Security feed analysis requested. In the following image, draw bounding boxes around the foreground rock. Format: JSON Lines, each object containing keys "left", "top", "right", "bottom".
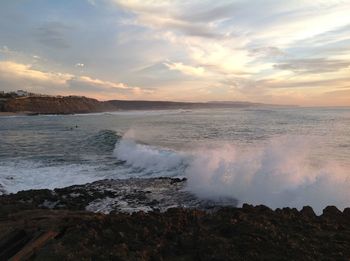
{"left": 1, "top": 178, "right": 350, "bottom": 260}
{"left": 1, "top": 206, "right": 350, "bottom": 260}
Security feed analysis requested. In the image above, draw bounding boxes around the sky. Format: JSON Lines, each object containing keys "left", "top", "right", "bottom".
{"left": 0, "top": 0, "right": 350, "bottom": 106}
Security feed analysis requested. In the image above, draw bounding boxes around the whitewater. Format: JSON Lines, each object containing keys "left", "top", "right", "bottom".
{"left": 1, "top": 107, "right": 350, "bottom": 213}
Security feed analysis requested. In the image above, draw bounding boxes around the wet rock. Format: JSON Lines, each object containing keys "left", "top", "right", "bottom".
{"left": 170, "top": 177, "right": 187, "bottom": 184}
{"left": 0, "top": 178, "right": 238, "bottom": 215}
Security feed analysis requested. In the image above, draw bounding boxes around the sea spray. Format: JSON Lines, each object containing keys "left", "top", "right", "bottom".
{"left": 185, "top": 136, "right": 350, "bottom": 214}
{"left": 114, "top": 134, "right": 350, "bottom": 214}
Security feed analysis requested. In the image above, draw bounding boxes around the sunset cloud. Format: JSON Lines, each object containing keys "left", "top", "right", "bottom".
{"left": 0, "top": 0, "right": 349, "bottom": 105}
{"left": 164, "top": 62, "right": 205, "bottom": 77}
{"left": 0, "top": 61, "right": 73, "bottom": 85}
{"left": 0, "top": 60, "right": 148, "bottom": 100}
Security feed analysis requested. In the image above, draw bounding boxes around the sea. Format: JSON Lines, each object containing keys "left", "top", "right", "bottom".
{"left": 1, "top": 107, "right": 350, "bottom": 212}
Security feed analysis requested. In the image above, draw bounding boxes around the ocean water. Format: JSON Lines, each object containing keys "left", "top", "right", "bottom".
{"left": 1, "top": 107, "right": 350, "bottom": 212}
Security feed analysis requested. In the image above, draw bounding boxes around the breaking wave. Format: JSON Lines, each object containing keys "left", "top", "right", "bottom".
{"left": 114, "top": 138, "right": 188, "bottom": 177}
{"left": 114, "top": 134, "right": 350, "bottom": 214}
{"left": 2, "top": 127, "right": 349, "bottom": 214}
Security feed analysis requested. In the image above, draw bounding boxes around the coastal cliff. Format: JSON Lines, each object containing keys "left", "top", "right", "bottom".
{"left": 2, "top": 96, "right": 114, "bottom": 114}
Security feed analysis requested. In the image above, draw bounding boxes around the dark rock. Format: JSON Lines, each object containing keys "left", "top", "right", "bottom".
{"left": 300, "top": 206, "right": 316, "bottom": 218}
{"left": 255, "top": 204, "right": 272, "bottom": 213}
{"left": 343, "top": 208, "right": 350, "bottom": 217}
{"left": 0, "top": 206, "right": 349, "bottom": 260}
{"left": 242, "top": 203, "right": 254, "bottom": 210}
{"left": 170, "top": 177, "right": 187, "bottom": 184}
{"left": 0, "top": 178, "right": 237, "bottom": 215}
{"left": 281, "top": 207, "right": 299, "bottom": 218}
{"left": 1, "top": 180, "right": 350, "bottom": 260}
{"left": 322, "top": 206, "right": 342, "bottom": 218}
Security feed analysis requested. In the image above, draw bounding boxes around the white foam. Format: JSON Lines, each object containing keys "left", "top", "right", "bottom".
{"left": 186, "top": 136, "right": 350, "bottom": 214}
{"left": 0, "top": 161, "right": 105, "bottom": 194}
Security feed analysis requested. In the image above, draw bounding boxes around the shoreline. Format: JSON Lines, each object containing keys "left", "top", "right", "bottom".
{"left": 0, "top": 112, "right": 29, "bottom": 116}
{"left": 0, "top": 177, "right": 347, "bottom": 216}
{"left": 0, "top": 111, "right": 43, "bottom": 116}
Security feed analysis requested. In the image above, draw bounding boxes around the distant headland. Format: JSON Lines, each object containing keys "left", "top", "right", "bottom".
{"left": 0, "top": 90, "right": 291, "bottom": 115}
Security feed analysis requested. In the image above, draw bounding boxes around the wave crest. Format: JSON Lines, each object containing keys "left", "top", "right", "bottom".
{"left": 114, "top": 138, "right": 188, "bottom": 176}
{"left": 114, "top": 134, "right": 350, "bottom": 214}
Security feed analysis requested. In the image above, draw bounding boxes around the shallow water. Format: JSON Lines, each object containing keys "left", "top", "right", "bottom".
{"left": 1, "top": 107, "right": 350, "bottom": 212}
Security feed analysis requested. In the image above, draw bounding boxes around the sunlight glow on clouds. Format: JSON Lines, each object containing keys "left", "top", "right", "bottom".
{"left": 0, "top": 60, "right": 148, "bottom": 100}
{"left": 0, "top": 61, "right": 73, "bottom": 85}
{"left": 0, "top": 0, "right": 349, "bottom": 105}
{"left": 164, "top": 62, "right": 205, "bottom": 77}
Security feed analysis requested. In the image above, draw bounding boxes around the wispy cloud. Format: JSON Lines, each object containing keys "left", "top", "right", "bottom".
{"left": 164, "top": 62, "right": 205, "bottom": 76}
{"left": 274, "top": 58, "right": 350, "bottom": 74}
{"left": 36, "top": 22, "right": 71, "bottom": 49}
{"left": 0, "top": 61, "right": 73, "bottom": 85}
{"left": 0, "top": 60, "right": 151, "bottom": 100}
{"left": 0, "top": 0, "right": 349, "bottom": 105}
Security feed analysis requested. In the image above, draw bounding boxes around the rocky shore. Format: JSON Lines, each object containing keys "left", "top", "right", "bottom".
{"left": 0, "top": 178, "right": 237, "bottom": 215}
{"left": 1, "top": 178, "right": 350, "bottom": 260}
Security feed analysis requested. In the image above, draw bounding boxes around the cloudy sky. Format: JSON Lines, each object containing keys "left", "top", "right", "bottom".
{"left": 0, "top": 0, "right": 350, "bottom": 105}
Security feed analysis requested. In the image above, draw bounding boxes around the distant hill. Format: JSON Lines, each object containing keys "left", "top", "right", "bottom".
{"left": 105, "top": 100, "right": 264, "bottom": 110}
{"left": 0, "top": 92, "right": 285, "bottom": 115}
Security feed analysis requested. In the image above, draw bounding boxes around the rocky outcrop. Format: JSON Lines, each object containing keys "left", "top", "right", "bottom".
{"left": 2, "top": 96, "right": 115, "bottom": 114}
{"left": 1, "top": 206, "right": 350, "bottom": 260}
{"left": 1, "top": 179, "right": 350, "bottom": 260}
